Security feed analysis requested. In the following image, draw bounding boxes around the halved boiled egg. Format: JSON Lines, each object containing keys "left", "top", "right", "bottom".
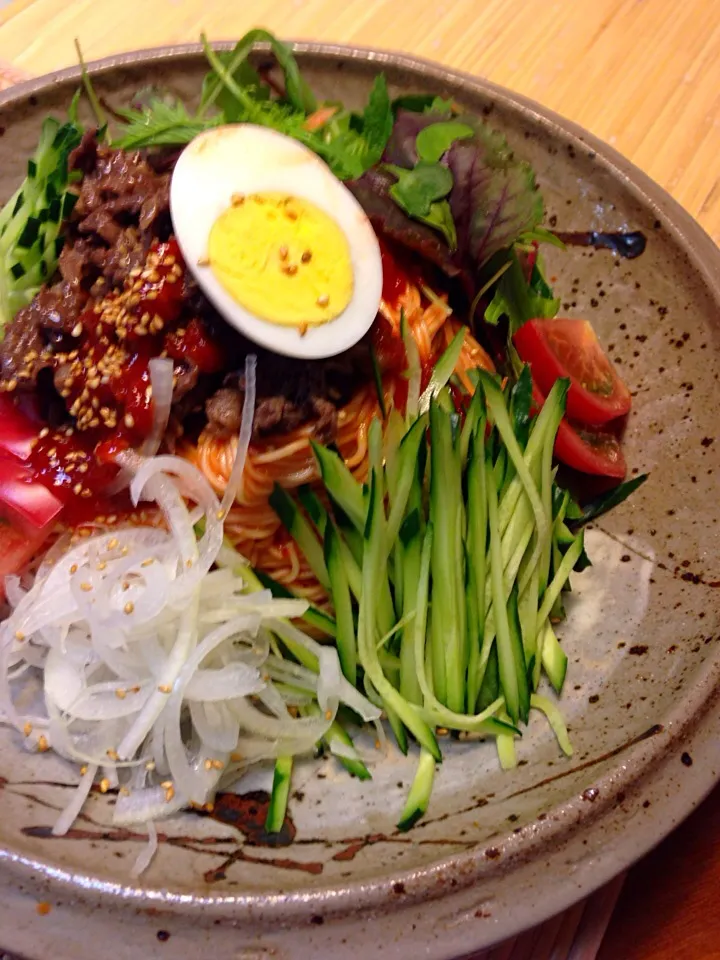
{"left": 169, "top": 125, "right": 382, "bottom": 359}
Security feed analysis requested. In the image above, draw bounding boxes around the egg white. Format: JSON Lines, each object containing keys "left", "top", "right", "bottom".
{"left": 169, "top": 124, "right": 382, "bottom": 360}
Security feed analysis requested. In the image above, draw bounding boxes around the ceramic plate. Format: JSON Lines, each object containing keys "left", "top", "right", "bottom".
{"left": 0, "top": 42, "right": 719, "bottom": 960}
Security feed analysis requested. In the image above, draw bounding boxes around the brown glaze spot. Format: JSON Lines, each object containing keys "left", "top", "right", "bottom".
{"left": 484, "top": 847, "right": 501, "bottom": 860}
{"left": 629, "top": 645, "right": 649, "bottom": 656}
{"left": 582, "top": 787, "right": 600, "bottom": 802}
{"left": 393, "top": 881, "right": 406, "bottom": 894}
{"left": 205, "top": 791, "right": 295, "bottom": 847}
{"left": 681, "top": 752, "right": 693, "bottom": 767}
{"left": 156, "top": 930, "right": 170, "bottom": 942}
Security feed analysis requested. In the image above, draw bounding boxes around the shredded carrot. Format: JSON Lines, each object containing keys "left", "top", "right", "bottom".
{"left": 303, "top": 105, "right": 339, "bottom": 132}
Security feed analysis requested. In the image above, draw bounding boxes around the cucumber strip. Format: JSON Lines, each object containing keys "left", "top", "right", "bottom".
{"left": 399, "top": 501, "right": 423, "bottom": 704}
{"left": 418, "top": 327, "right": 466, "bottom": 413}
{"left": 518, "top": 554, "right": 539, "bottom": 678}
{"left": 414, "top": 525, "right": 505, "bottom": 733}
{"left": 477, "top": 641, "right": 499, "bottom": 711}
{"left": 477, "top": 370, "right": 551, "bottom": 596}
{"left": 397, "top": 748, "right": 436, "bottom": 831}
{"left": 297, "top": 485, "right": 329, "bottom": 535}
{"left": 386, "top": 703, "right": 409, "bottom": 754}
{"left": 507, "top": 584, "right": 530, "bottom": 724}
{"left": 337, "top": 518, "right": 364, "bottom": 567}
{"left": 465, "top": 426, "right": 488, "bottom": 712}
{"left": 264, "top": 755, "right": 293, "bottom": 833}
{"left": 304, "top": 703, "right": 372, "bottom": 779}
{"left": 250, "top": 568, "right": 337, "bottom": 639}
{"left": 496, "top": 379, "right": 567, "bottom": 539}
{"left": 539, "top": 620, "right": 568, "bottom": 694}
{"left": 486, "top": 454, "right": 522, "bottom": 725}
{"left": 496, "top": 724, "right": 518, "bottom": 770}
{"left": 324, "top": 522, "right": 357, "bottom": 685}
{"left": 400, "top": 308, "right": 421, "bottom": 420}
{"left": 429, "top": 399, "right": 465, "bottom": 712}
{"left": 530, "top": 693, "right": 573, "bottom": 757}
{"left": 386, "top": 416, "right": 427, "bottom": 548}
{"left": 358, "top": 471, "right": 441, "bottom": 761}
{"left": 322, "top": 722, "right": 372, "bottom": 780}
{"left": 269, "top": 484, "right": 330, "bottom": 589}
{"left": 383, "top": 407, "right": 407, "bottom": 500}
{"left": 460, "top": 387, "right": 486, "bottom": 468}
{"left": 536, "top": 531, "right": 584, "bottom": 627}
{"left": 310, "top": 441, "right": 366, "bottom": 532}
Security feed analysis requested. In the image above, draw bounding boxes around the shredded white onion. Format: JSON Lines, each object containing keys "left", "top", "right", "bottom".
{"left": 142, "top": 358, "right": 174, "bottom": 458}
{"left": 220, "top": 354, "right": 256, "bottom": 516}
{"left": 0, "top": 439, "right": 378, "bottom": 876}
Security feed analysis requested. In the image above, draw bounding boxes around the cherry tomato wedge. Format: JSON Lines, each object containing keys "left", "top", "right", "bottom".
{"left": 0, "top": 455, "right": 65, "bottom": 535}
{"left": 531, "top": 382, "right": 627, "bottom": 479}
{"left": 0, "top": 395, "right": 41, "bottom": 461}
{"left": 514, "top": 318, "right": 631, "bottom": 426}
{"left": 0, "top": 520, "right": 50, "bottom": 601}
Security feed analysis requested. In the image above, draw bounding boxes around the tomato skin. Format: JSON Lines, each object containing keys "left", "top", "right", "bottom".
{"left": 530, "top": 382, "right": 627, "bottom": 479}
{"left": 0, "top": 521, "right": 50, "bottom": 601}
{"left": 0, "top": 455, "right": 65, "bottom": 535}
{"left": 514, "top": 318, "right": 631, "bottom": 426}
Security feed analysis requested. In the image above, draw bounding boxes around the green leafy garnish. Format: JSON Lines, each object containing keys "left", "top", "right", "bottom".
{"left": 384, "top": 161, "right": 456, "bottom": 248}
{"left": 114, "top": 97, "right": 223, "bottom": 149}
{"left": 415, "top": 121, "right": 473, "bottom": 163}
{"left": 485, "top": 250, "right": 559, "bottom": 332}
{"left": 565, "top": 474, "right": 649, "bottom": 531}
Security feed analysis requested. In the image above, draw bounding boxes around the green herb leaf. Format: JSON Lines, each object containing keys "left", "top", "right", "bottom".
{"left": 200, "top": 28, "right": 316, "bottom": 116}
{"left": 565, "top": 474, "right": 649, "bottom": 531}
{"left": 386, "top": 161, "right": 454, "bottom": 217}
{"left": 415, "top": 121, "right": 474, "bottom": 163}
{"left": 484, "top": 251, "right": 559, "bottom": 333}
{"left": 113, "top": 98, "right": 223, "bottom": 149}
{"left": 358, "top": 74, "right": 393, "bottom": 165}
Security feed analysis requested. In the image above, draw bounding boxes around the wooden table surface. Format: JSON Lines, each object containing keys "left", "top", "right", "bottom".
{"left": 1, "top": 1, "right": 719, "bottom": 957}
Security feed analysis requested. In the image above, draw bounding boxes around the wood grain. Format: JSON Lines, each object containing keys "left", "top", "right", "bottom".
{"left": 1, "top": 3, "right": 719, "bottom": 959}
{"left": 1, "top": 0, "right": 720, "bottom": 244}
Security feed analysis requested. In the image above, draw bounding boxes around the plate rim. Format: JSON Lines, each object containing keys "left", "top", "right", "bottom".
{"left": 1, "top": 38, "right": 720, "bottom": 951}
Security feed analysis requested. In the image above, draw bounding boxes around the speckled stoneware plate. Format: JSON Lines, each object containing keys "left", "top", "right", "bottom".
{"left": 0, "top": 42, "right": 719, "bottom": 960}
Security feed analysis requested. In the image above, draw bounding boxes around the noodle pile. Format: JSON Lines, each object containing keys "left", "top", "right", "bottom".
{"left": 185, "top": 275, "right": 495, "bottom": 600}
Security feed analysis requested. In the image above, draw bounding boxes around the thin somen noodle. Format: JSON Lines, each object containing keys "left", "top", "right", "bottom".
{"left": 184, "top": 276, "right": 494, "bottom": 599}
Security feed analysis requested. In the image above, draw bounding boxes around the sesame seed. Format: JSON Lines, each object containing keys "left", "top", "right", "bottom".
{"left": 164, "top": 785, "right": 175, "bottom": 803}
{"left": 99, "top": 778, "right": 110, "bottom": 793}
{"left": 278, "top": 245, "right": 289, "bottom": 261}
{"left": 73, "top": 483, "right": 82, "bottom": 495}
{"left": 204, "top": 759, "right": 213, "bottom": 771}
{"left": 14, "top": 630, "right": 25, "bottom": 641}
{"left": 124, "top": 601, "right": 135, "bottom": 615}
{"left": 145, "top": 760, "right": 156, "bottom": 771}
{"left": 119, "top": 786, "right": 130, "bottom": 796}
{"left": 106, "top": 748, "right": 119, "bottom": 761}
{"left": 197, "top": 257, "right": 210, "bottom": 267}
{"left": 211, "top": 759, "right": 224, "bottom": 770}
{"left": 140, "top": 558, "right": 154, "bottom": 567}
{"left": 39, "top": 427, "right": 49, "bottom": 439}
{"left": 6, "top": 378, "right": 17, "bottom": 391}
{"left": 69, "top": 563, "right": 78, "bottom": 574}
{"left": 158, "top": 684, "right": 172, "bottom": 694}
{"left": 78, "top": 463, "right": 88, "bottom": 473}
{"left": 283, "top": 264, "right": 298, "bottom": 276}
{"left": 23, "top": 722, "right": 32, "bottom": 736}
{"left": 115, "top": 688, "right": 126, "bottom": 700}
{"left": 80, "top": 582, "right": 92, "bottom": 592}
{"left": 231, "top": 193, "right": 245, "bottom": 206}
{"left": 96, "top": 561, "right": 107, "bottom": 571}
{"left": 108, "top": 538, "right": 119, "bottom": 549}
{"left": 37, "top": 735, "right": 49, "bottom": 752}
{"left": 71, "top": 322, "right": 83, "bottom": 337}
{"left": 160, "top": 780, "right": 172, "bottom": 789}
{"left": 317, "top": 294, "right": 330, "bottom": 307}
{"left": 80, "top": 764, "right": 88, "bottom": 775}
{"left": 301, "top": 250, "right": 312, "bottom": 263}
{"left": 325, "top": 710, "right": 332, "bottom": 721}
{"left": 286, "top": 209, "right": 298, "bottom": 221}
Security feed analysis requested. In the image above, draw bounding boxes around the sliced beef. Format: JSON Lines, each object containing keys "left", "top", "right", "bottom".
{"left": 0, "top": 282, "right": 88, "bottom": 386}
{"left": 206, "top": 387, "right": 244, "bottom": 434}
{"left": 205, "top": 344, "right": 367, "bottom": 444}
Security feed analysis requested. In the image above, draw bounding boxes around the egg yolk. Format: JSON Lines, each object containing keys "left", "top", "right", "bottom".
{"left": 207, "top": 192, "right": 354, "bottom": 330}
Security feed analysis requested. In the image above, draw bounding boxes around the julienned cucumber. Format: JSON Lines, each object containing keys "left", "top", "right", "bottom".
{"left": 271, "top": 363, "right": 597, "bottom": 827}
